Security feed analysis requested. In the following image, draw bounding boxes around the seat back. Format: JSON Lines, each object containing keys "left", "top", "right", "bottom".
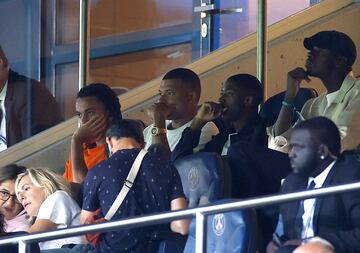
{"left": 174, "top": 152, "right": 226, "bottom": 207}
{"left": 156, "top": 233, "right": 187, "bottom": 253}
{"left": 184, "top": 199, "right": 258, "bottom": 253}
{"left": 157, "top": 152, "right": 228, "bottom": 253}
{"left": 259, "top": 88, "right": 318, "bottom": 127}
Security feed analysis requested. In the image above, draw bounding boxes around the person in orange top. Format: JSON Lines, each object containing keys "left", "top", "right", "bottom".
{"left": 64, "top": 83, "right": 122, "bottom": 183}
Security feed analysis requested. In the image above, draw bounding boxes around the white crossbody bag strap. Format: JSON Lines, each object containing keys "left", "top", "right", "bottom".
{"left": 105, "top": 149, "right": 148, "bottom": 220}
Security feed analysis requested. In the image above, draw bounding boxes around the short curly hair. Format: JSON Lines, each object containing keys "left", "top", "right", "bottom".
{"left": 77, "top": 83, "right": 122, "bottom": 122}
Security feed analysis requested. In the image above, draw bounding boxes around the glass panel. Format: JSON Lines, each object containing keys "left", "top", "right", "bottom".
{"left": 0, "top": 0, "right": 323, "bottom": 152}
{"left": 55, "top": 62, "right": 79, "bottom": 120}
{"left": 56, "top": 0, "right": 80, "bottom": 44}
{"left": 90, "top": 0, "right": 192, "bottom": 36}
{"left": 0, "top": 0, "right": 66, "bottom": 151}
{"left": 57, "top": 0, "right": 193, "bottom": 44}
{"left": 89, "top": 43, "right": 192, "bottom": 89}
{"left": 216, "top": 0, "right": 322, "bottom": 49}
{"left": 56, "top": 43, "right": 192, "bottom": 119}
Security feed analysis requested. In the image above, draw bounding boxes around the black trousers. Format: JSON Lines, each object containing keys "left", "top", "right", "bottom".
{"left": 226, "top": 141, "right": 291, "bottom": 198}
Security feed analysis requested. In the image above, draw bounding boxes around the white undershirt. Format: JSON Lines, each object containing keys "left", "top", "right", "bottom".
{"left": 301, "top": 161, "right": 336, "bottom": 239}
{"left": 221, "top": 132, "right": 237, "bottom": 155}
{"left": 143, "top": 119, "right": 219, "bottom": 152}
{"left": 0, "top": 80, "right": 8, "bottom": 151}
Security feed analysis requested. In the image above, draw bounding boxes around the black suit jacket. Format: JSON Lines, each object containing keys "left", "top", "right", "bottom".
{"left": 4, "top": 69, "right": 63, "bottom": 147}
{"left": 280, "top": 150, "right": 360, "bottom": 253}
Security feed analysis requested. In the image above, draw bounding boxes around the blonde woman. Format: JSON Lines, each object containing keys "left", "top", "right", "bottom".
{"left": 15, "top": 167, "right": 85, "bottom": 250}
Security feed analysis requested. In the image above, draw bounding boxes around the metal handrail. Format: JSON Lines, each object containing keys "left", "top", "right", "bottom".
{"left": 257, "top": 0, "right": 268, "bottom": 96}
{"left": 78, "top": 0, "right": 90, "bottom": 90}
{"left": 1, "top": 182, "right": 360, "bottom": 253}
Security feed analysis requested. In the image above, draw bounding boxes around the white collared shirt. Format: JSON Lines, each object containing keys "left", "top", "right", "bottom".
{"left": 301, "top": 160, "right": 336, "bottom": 239}
{"left": 267, "top": 71, "right": 360, "bottom": 153}
{"left": 325, "top": 90, "right": 339, "bottom": 108}
{"left": 0, "top": 80, "right": 8, "bottom": 151}
{"left": 221, "top": 132, "right": 237, "bottom": 155}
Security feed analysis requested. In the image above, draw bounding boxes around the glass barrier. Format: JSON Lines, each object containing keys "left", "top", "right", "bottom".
{"left": 0, "top": 0, "right": 322, "bottom": 151}
{"left": 216, "top": 0, "right": 322, "bottom": 49}
{"left": 0, "top": 0, "right": 63, "bottom": 152}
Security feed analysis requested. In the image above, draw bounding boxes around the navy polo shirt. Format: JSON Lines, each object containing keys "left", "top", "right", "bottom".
{"left": 83, "top": 148, "right": 185, "bottom": 253}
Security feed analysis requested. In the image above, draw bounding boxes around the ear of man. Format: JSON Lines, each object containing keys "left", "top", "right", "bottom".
{"left": 106, "top": 137, "right": 114, "bottom": 152}
{"left": 186, "top": 90, "right": 199, "bottom": 104}
{"left": 318, "top": 144, "right": 328, "bottom": 158}
{"left": 318, "top": 144, "right": 336, "bottom": 160}
{"left": 0, "top": 58, "right": 5, "bottom": 69}
{"left": 243, "top": 95, "right": 254, "bottom": 107}
{"left": 334, "top": 55, "right": 348, "bottom": 69}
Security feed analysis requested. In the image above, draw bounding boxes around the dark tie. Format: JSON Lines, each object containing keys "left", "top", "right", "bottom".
{"left": 0, "top": 106, "right": 6, "bottom": 146}
{"left": 294, "top": 179, "right": 316, "bottom": 238}
{"left": 0, "top": 106, "right": 2, "bottom": 126}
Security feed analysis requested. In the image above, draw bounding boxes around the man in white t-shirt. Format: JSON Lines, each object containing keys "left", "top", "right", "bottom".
{"left": 143, "top": 68, "right": 219, "bottom": 156}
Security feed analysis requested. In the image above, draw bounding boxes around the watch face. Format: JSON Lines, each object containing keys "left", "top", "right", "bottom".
{"left": 151, "top": 127, "right": 158, "bottom": 135}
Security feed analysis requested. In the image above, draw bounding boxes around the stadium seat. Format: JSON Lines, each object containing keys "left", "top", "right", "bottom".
{"left": 174, "top": 152, "right": 230, "bottom": 207}
{"left": 259, "top": 88, "right": 318, "bottom": 127}
{"left": 157, "top": 152, "right": 231, "bottom": 253}
{"left": 183, "top": 199, "right": 258, "bottom": 253}
{"left": 156, "top": 232, "right": 187, "bottom": 253}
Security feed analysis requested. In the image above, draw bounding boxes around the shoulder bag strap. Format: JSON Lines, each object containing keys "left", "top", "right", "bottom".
{"left": 105, "top": 149, "right": 148, "bottom": 220}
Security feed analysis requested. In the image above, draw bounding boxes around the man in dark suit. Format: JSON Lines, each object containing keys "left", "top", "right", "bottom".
{"left": 267, "top": 117, "right": 360, "bottom": 253}
{"left": 0, "top": 45, "right": 62, "bottom": 149}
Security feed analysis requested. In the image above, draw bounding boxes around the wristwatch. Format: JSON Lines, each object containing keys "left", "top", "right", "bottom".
{"left": 150, "top": 126, "right": 167, "bottom": 136}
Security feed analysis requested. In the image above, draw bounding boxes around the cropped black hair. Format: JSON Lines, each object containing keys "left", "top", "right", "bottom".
{"left": 77, "top": 83, "right": 122, "bottom": 121}
{"left": 294, "top": 116, "right": 341, "bottom": 156}
{"left": 163, "top": 68, "right": 201, "bottom": 98}
{"left": 106, "top": 119, "right": 144, "bottom": 146}
{"left": 226, "top": 74, "right": 263, "bottom": 106}
{"left": 0, "top": 164, "right": 27, "bottom": 183}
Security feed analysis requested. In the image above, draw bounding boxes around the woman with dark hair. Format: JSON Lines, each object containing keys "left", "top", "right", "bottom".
{"left": 0, "top": 165, "right": 40, "bottom": 253}
{"left": 0, "top": 164, "right": 30, "bottom": 232}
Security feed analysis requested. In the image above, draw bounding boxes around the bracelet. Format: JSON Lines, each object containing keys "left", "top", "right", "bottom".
{"left": 282, "top": 100, "right": 306, "bottom": 121}
{"left": 282, "top": 100, "right": 294, "bottom": 109}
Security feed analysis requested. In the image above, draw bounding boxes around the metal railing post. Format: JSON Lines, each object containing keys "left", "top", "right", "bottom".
{"left": 79, "top": 0, "right": 90, "bottom": 90}
{"left": 257, "top": 0, "right": 268, "bottom": 98}
{"left": 18, "top": 240, "right": 27, "bottom": 253}
{"left": 195, "top": 211, "right": 206, "bottom": 253}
